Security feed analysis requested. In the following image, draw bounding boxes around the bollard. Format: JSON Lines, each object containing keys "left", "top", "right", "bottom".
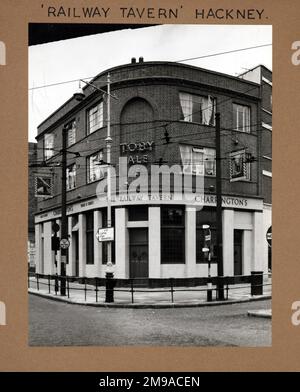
{"left": 207, "top": 281, "right": 213, "bottom": 302}
{"left": 105, "top": 271, "right": 115, "bottom": 303}
{"left": 251, "top": 271, "right": 263, "bottom": 296}
{"left": 54, "top": 274, "right": 59, "bottom": 295}
{"left": 130, "top": 279, "right": 134, "bottom": 304}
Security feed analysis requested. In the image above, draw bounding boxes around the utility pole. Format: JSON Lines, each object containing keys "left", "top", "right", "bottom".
{"left": 60, "top": 126, "right": 68, "bottom": 296}
{"left": 215, "top": 112, "right": 224, "bottom": 300}
{"left": 106, "top": 73, "right": 112, "bottom": 265}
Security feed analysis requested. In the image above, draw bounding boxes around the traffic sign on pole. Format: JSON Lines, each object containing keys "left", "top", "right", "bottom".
{"left": 60, "top": 238, "right": 70, "bottom": 249}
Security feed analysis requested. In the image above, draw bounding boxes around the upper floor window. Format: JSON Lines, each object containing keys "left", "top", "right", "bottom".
{"left": 67, "top": 120, "right": 76, "bottom": 147}
{"left": 229, "top": 150, "right": 250, "bottom": 182}
{"left": 87, "top": 102, "right": 103, "bottom": 134}
{"left": 233, "top": 104, "right": 250, "bottom": 132}
{"left": 180, "top": 145, "right": 216, "bottom": 176}
{"left": 87, "top": 151, "right": 106, "bottom": 183}
{"left": 66, "top": 163, "right": 76, "bottom": 190}
{"left": 44, "top": 133, "right": 54, "bottom": 160}
{"left": 179, "top": 92, "right": 216, "bottom": 126}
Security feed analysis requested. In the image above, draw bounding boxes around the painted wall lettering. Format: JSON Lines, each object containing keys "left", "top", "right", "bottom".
{"left": 291, "top": 301, "right": 300, "bottom": 326}
{"left": 291, "top": 41, "right": 300, "bottom": 65}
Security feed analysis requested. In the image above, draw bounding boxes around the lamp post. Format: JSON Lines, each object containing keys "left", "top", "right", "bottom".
{"left": 106, "top": 73, "right": 112, "bottom": 267}
{"left": 59, "top": 126, "right": 68, "bottom": 295}
{"left": 74, "top": 74, "right": 116, "bottom": 269}
{"left": 215, "top": 112, "right": 224, "bottom": 300}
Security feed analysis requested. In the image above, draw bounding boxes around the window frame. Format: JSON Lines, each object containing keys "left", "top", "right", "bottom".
{"left": 180, "top": 144, "right": 216, "bottom": 176}
{"left": 44, "top": 133, "right": 54, "bottom": 160}
{"left": 66, "top": 163, "right": 76, "bottom": 191}
{"left": 179, "top": 91, "right": 216, "bottom": 126}
{"left": 161, "top": 206, "right": 185, "bottom": 264}
{"left": 66, "top": 119, "right": 76, "bottom": 147}
{"left": 87, "top": 150, "right": 106, "bottom": 184}
{"left": 87, "top": 101, "right": 104, "bottom": 135}
{"left": 233, "top": 103, "right": 251, "bottom": 133}
{"left": 86, "top": 211, "right": 94, "bottom": 265}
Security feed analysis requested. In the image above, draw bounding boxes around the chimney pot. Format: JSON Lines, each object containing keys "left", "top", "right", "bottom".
{"left": 131, "top": 57, "right": 136, "bottom": 64}
{"left": 139, "top": 57, "right": 144, "bottom": 63}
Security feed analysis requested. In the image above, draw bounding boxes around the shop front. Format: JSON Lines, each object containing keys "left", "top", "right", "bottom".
{"left": 35, "top": 194, "right": 267, "bottom": 280}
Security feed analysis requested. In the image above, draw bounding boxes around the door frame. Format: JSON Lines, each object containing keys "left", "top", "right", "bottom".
{"left": 129, "top": 228, "right": 149, "bottom": 279}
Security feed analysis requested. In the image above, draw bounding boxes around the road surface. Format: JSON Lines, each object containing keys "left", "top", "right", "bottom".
{"left": 29, "top": 294, "right": 271, "bottom": 347}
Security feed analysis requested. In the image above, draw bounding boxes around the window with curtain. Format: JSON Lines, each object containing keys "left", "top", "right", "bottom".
{"left": 87, "top": 150, "right": 106, "bottom": 183}
{"left": 233, "top": 104, "right": 250, "bottom": 132}
{"left": 87, "top": 101, "right": 103, "bottom": 134}
{"left": 67, "top": 120, "right": 76, "bottom": 147}
{"left": 66, "top": 163, "right": 76, "bottom": 190}
{"left": 180, "top": 145, "right": 216, "bottom": 176}
{"left": 44, "top": 133, "right": 54, "bottom": 160}
{"left": 179, "top": 92, "right": 216, "bottom": 125}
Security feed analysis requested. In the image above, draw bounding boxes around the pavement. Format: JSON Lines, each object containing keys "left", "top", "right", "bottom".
{"left": 248, "top": 309, "right": 272, "bottom": 318}
{"left": 28, "top": 276, "right": 272, "bottom": 309}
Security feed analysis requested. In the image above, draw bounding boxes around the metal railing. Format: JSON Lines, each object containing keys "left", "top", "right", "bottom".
{"left": 28, "top": 272, "right": 271, "bottom": 304}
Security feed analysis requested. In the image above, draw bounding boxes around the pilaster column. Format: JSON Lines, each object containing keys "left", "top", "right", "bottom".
{"left": 185, "top": 206, "right": 196, "bottom": 277}
{"left": 149, "top": 206, "right": 161, "bottom": 278}
{"left": 222, "top": 209, "right": 234, "bottom": 276}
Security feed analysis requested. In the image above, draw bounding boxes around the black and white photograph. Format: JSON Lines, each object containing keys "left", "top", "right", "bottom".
{"left": 28, "top": 23, "right": 272, "bottom": 347}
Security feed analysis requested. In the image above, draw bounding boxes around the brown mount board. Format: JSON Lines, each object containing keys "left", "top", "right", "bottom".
{"left": 0, "top": 0, "right": 299, "bottom": 372}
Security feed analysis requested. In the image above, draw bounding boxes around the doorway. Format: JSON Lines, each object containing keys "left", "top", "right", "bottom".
{"left": 129, "top": 228, "right": 148, "bottom": 278}
{"left": 234, "top": 230, "right": 243, "bottom": 276}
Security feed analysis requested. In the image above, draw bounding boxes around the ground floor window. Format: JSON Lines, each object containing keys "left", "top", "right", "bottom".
{"left": 161, "top": 206, "right": 185, "bottom": 264}
{"left": 86, "top": 211, "right": 94, "bottom": 265}
{"left": 101, "top": 208, "right": 115, "bottom": 264}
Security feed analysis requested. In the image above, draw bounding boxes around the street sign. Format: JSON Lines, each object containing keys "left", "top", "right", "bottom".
{"left": 266, "top": 226, "right": 272, "bottom": 247}
{"left": 205, "top": 234, "right": 211, "bottom": 242}
{"left": 202, "top": 247, "right": 210, "bottom": 253}
{"left": 96, "top": 227, "right": 114, "bottom": 242}
{"left": 60, "top": 238, "right": 70, "bottom": 249}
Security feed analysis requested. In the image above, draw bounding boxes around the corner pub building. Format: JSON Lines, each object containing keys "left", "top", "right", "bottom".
{"left": 34, "top": 59, "right": 272, "bottom": 280}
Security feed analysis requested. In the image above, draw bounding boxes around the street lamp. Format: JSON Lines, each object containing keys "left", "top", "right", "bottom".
{"left": 73, "top": 74, "right": 117, "bottom": 270}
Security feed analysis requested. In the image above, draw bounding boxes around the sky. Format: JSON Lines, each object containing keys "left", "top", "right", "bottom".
{"left": 28, "top": 24, "right": 272, "bottom": 142}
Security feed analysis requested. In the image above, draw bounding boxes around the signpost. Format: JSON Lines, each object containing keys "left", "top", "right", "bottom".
{"left": 96, "top": 227, "right": 114, "bottom": 242}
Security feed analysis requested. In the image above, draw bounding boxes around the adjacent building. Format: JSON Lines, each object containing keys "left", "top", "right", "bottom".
{"left": 28, "top": 142, "right": 37, "bottom": 270}
{"left": 34, "top": 59, "right": 272, "bottom": 279}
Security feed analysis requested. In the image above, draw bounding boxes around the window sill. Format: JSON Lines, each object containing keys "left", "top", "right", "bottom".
{"left": 179, "top": 120, "right": 215, "bottom": 127}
